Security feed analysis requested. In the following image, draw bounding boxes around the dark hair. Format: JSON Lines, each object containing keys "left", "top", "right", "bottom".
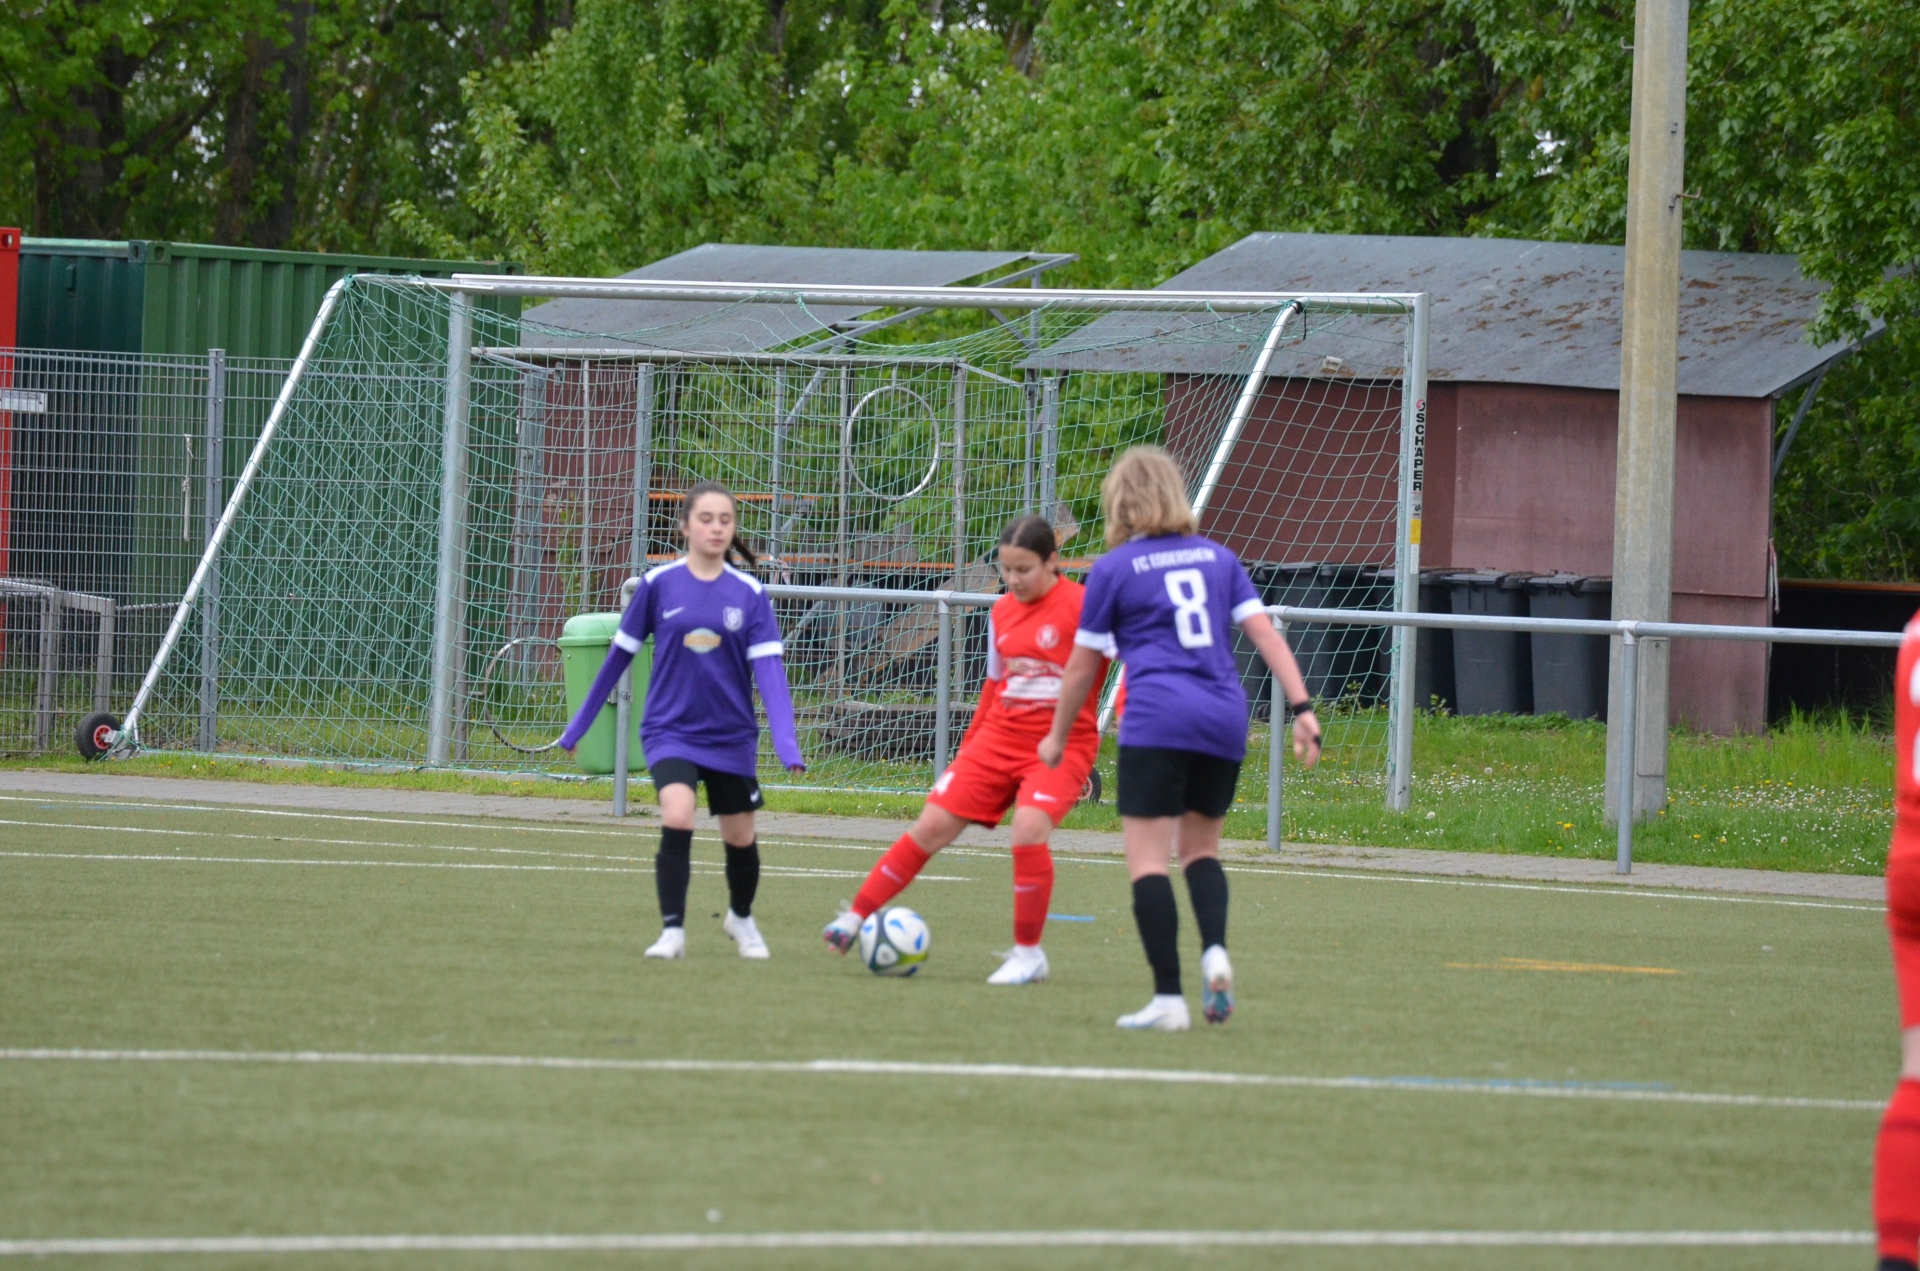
{"left": 997, "top": 515, "right": 1058, "bottom": 560}
{"left": 680, "top": 480, "right": 759, "bottom": 570}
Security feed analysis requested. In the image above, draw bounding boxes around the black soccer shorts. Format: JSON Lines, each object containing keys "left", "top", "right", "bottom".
{"left": 649, "top": 757, "right": 764, "bottom": 816}
{"left": 1115, "top": 745, "right": 1242, "bottom": 819}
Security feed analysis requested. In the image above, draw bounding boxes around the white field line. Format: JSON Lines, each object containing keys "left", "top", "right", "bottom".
{"left": 0, "top": 796, "right": 1879, "bottom": 911}
{"left": 0, "top": 822, "right": 966, "bottom": 882}
{"left": 0, "top": 1049, "right": 1882, "bottom": 1112}
{"left": 0, "top": 793, "right": 655, "bottom": 838}
{"left": 0, "top": 1230, "right": 1875, "bottom": 1256}
{"left": 0, "top": 851, "right": 919, "bottom": 882}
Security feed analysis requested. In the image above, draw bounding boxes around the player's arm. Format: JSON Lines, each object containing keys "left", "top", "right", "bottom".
{"left": 558, "top": 579, "right": 649, "bottom": 754}
{"left": 1240, "top": 611, "right": 1321, "bottom": 768}
{"left": 1038, "top": 643, "right": 1106, "bottom": 769}
{"left": 747, "top": 595, "right": 805, "bottom": 773}
{"left": 957, "top": 615, "right": 1004, "bottom": 751}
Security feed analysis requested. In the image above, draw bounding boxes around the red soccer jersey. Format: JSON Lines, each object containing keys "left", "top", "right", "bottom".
{"left": 1897, "top": 609, "right": 1920, "bottom": 831}
{"left": 962, "top": 577, "right": 1108, "bottom": 746}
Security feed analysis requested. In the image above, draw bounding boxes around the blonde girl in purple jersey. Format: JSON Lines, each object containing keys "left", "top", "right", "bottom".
{"left": 560, "top": 482, "right": 804, "bottom": 961}
{"left": 1041, "top": 447, "right": 1322, "bottom": 1031}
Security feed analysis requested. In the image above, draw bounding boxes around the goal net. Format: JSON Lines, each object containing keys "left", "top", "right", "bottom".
{"left": 117, "top": 275, "right": 1425, "bottom": 803}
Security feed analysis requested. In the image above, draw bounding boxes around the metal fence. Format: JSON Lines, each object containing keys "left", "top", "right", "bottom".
{"left": 584, "top": 586, "right": 1905, "bottom": 876}
{"left": 0, "top": 348, "right": 294, "bottom": 754}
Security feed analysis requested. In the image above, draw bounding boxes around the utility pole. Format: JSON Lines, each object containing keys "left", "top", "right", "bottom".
{"left": 1607, "top": 0, "right": 1689, "bottom": 823}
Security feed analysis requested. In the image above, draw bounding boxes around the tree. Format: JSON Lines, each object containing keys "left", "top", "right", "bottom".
{"left": 0, "top": 0, "right": 559, "bottom": 250}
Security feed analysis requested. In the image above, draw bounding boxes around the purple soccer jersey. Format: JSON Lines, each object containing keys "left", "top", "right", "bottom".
{"left": 558, "top": 559, "right": 801, "bottom": 777}
{"left": 1075, "top": 534, "right": 1266, "bottom": 761}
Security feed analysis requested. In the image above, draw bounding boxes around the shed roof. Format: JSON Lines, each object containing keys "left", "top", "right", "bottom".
{"left": 1025, "top": 233, "right": 1872, "bottom": 397}
{"left": 521, "top": 244, "right": 1046, "bottom": 352}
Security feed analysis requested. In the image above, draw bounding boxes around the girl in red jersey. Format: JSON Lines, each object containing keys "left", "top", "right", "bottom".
{"left": 1876, "top": 611, "right": 1920, "bottom": 1271}
{"left": 822, "top": 516, "right": 1110, "bottom": 984}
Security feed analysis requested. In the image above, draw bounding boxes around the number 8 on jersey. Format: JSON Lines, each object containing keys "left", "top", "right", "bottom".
{"left": 1165, "top": 568, "right": 1213, "bottom": 649}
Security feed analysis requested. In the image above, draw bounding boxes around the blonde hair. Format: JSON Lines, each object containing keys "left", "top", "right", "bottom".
{"left": 1101, "top": 446, "right": 1197, "bottom": 547}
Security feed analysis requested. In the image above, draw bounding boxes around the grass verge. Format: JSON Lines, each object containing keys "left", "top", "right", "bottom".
{"left": 1, "top": 711, "right": 1893, "bottom": 875}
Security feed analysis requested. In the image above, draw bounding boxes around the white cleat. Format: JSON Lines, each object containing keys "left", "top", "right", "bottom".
{"left": 822, "top": 907, "right": 861, "bottom": 954}
{"left": 986, "top": 944, "right": 1050, "bottom": 986}
{"left": 1200, "top": 944, "right": 1234, "bottom": 1024}
{"left": 1117, "top": 994, "right": 1191, "bottom": 1031}
{"left": 723, "top": 910, "right": 770, "bottom": 959}
{"left": 643, "top": 926, "right": 686, "bottom": 960}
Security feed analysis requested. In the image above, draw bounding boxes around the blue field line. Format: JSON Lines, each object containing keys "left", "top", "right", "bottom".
{"left": 1047, "top": 914, "right": 1096, "bottom": 922}
{"left": 0, "top": 1048, "right": 1879, "bottom": 1111}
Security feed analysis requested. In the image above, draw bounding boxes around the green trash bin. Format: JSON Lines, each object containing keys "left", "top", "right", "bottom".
{"left": 557, "top": 613, "right": 649, "bottom": 775}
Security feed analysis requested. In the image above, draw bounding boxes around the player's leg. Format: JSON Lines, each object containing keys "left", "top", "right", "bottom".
{"left": 1174, "top": 753, "right": 1241, "bottom": 1024}
{"left": 1115, "top": 746, "right": 1191, "bottom": 1030}
{"left": 707, "top": 768, "right": 769, "bottom": 959}
{"left": 989, "top": 743, "right": 1092, "bottom": 985}
{"left": 1877, "top": 839, "right": 1920, "bottom": 1269}
{"left": 987, "top": 803, "right": 1056, "bottom": 985}
{"left": 644, "top": 759, "right": 701, "bottom": 959}
{"left": 824, "top": 747, "right": 1013, "bottom": 952}
{"left": 823, "top": 803, "right": 968, "bottom": 952}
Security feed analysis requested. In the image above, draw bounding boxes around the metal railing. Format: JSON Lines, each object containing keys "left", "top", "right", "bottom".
{"left": 593, "top": 582, "right": 1903, "bottom": 874}
{"left": 1266, "top": 605, "right": 1903, "bottom": 874}
{"left": 0, "top": 579, "right": 116, "bottom": 752}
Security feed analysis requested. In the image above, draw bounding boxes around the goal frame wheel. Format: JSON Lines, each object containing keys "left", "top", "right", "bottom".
{"left": 76, "top": 712, "right": 122, "bottom": 761}
{"left": 1082, "top": 768, "right": 1103, "bottom": 805}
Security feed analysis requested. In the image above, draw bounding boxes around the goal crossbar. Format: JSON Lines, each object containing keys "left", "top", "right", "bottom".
{"left": 442, "top": 275, "right": 1420, "bottom": 316}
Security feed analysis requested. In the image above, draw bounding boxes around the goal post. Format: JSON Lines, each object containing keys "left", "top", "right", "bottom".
{"left": 110, "top": 273, "right": 1427, "bottom": 812}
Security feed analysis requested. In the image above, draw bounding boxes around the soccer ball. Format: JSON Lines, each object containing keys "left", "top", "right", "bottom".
{"left": 859, "top": 906, "right": 930, "bottom": 976}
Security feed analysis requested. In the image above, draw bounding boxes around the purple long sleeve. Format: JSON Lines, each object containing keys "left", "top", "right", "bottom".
{"left": 558, "top": 642, "right": 634, "bottom": 752}
{"left": 753, "top": 655, "right": 804, "bottom": 769}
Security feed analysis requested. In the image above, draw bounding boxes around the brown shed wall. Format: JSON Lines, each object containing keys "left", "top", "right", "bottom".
{"left": 1162, "top": 376, "right": 1775, "bottom": 733}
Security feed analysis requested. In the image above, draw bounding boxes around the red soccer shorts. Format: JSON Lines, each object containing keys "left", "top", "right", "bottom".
{"left": 1891, "top": 826, "right": 1920, "bottom": 1028}
{"left": 927, "top": 726, "right": 1097, "bottom": 829}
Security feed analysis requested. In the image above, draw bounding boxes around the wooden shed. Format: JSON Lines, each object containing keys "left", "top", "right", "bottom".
{"left": 1057, "top": 233, "right": 1869, "bottom": 733}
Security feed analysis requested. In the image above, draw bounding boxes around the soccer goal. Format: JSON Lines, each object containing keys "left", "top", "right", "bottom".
{"left": 109, "top": 272, "right": 1429, "bottom": 808}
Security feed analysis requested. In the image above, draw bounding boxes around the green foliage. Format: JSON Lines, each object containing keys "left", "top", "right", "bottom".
{"left": 0, "top": 1, "right": 557, "bottom": 250}
{"left": 1773, "top": 322, "right": 1920, "bottom": 582}
{"left": 5, "top": 0, "right": 1915, "bottom": 576}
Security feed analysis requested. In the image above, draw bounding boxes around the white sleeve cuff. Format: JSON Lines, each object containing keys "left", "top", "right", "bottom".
{"left": 1074, "top": 629, "right": 1112, "bottom": 651}
{"left": 613, "top": 630, "right": 643, "bottom": 653}
{"left": 1231, "top": 598, "right": 1266, "bottom": 623}
{"left": 747, "top": 640, "right": 784, "bottom": 660}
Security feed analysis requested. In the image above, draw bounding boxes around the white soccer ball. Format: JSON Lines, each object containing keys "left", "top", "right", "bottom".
{"left": 859, "top": 906, "right": 930, "bottom": 977}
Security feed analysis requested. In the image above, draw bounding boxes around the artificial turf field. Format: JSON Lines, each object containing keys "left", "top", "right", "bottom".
{"left": 0, "top": 790, "right": 1897, "bottom": 1269}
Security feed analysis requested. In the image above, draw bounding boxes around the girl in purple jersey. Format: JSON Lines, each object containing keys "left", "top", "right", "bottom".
{"left": 1040, "top": 447, "right": 1322, "bottom": 1031}
{"left": 560, "top": 482, "right": 805, "bottom": 961}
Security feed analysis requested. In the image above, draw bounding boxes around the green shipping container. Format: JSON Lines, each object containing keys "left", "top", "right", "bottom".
{"left": 15, "top": 238, "right": 519, "bottom": 357}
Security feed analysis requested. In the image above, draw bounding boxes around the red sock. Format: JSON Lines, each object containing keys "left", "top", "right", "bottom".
{"left": 854, "top": 834, "right": 932, "bottom": 918}
{"left": 1879, "top": 1078, "right": 1920, "bottom": 1264}
{"left": 1011, "top": 843, "right": 1054, "bottom": 947}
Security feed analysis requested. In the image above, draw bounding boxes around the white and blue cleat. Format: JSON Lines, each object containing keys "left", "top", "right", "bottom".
{"left": 1200, "top": 944, "right": 1234, "bottom": 1024}
{"left": 822, "top": 905, "right": 861, "bottom": 954}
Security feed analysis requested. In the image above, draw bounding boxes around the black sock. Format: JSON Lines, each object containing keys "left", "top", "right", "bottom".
{"left": 656, "top": 827, "right": 693, "bottom": 927}
{"left": 1132, "top": 874, "right": 1182, "bottom": 996}
{"left": 725, "top": 841, "right": 761, "bottom": 918}
{"left": 1184, "top": 856, "right": 1228, "bottom": 951}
